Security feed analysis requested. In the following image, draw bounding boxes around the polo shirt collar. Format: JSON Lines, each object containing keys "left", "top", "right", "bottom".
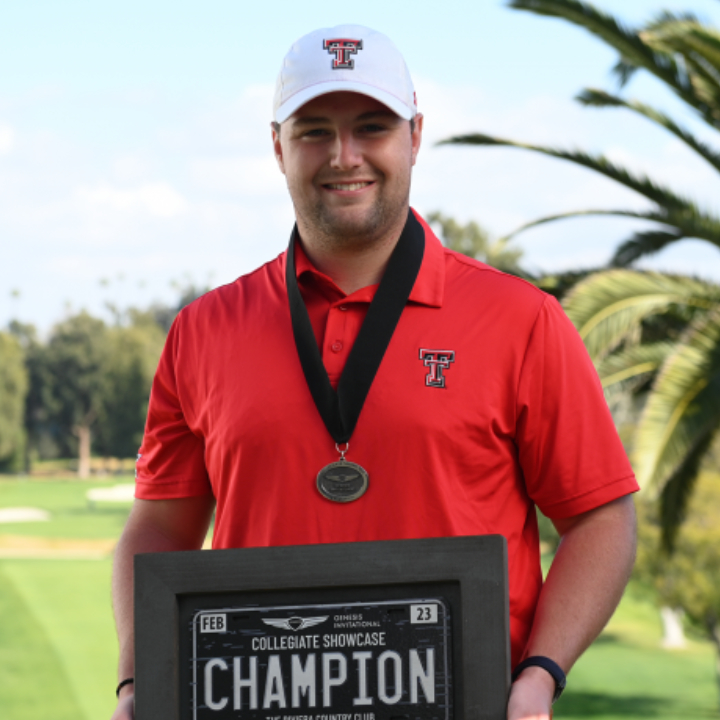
{"left": 293, "top": 208, "right": 445, "bottom": 308}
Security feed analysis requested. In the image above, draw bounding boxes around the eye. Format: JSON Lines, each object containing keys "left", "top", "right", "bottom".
{"left": 302, "top": 127, "right": 330, "bottom": 139}
{"left": 359, "top": 123, "right": 387, "bottom": 134}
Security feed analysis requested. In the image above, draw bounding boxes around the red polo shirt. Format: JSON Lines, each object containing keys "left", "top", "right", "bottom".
{"left": 136, "top": 210, "right": 638, "bottom": 665}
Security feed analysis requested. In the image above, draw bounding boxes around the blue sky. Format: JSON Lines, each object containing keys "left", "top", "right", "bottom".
{"left": 3, "top": 0, "right": 720, "bottom": 330}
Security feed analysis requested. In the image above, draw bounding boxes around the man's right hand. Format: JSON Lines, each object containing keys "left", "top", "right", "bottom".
{"left": 111, "top": 688, "right": 134, "bottom": 720}
{"left": 111, "top": 496, "right": 215, "bottom": 720}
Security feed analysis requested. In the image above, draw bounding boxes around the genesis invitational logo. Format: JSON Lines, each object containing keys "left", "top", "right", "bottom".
{"left": 261, "top": 616, "right": 329, "bottom": 631}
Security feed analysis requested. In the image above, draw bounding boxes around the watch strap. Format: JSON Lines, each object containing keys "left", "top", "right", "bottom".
{"left": 116, "top": 677, "right": 134, "bottom": 698}
{"left": 511, "top": 655, "right": 566, "bottom": 703}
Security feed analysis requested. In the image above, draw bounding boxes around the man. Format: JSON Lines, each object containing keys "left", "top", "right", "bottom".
{"left": 111, "top": 24, "right": 637, "bottom": 720}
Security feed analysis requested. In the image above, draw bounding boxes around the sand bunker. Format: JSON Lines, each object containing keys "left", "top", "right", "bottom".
{"left": 0, "top": 507, "right": 51, "bottom": 523}
{"left": 86, "top": 484, "right": 135, "bottom": 504}
{"left": 0, "top": 535, "right": 116, "bottom": 559}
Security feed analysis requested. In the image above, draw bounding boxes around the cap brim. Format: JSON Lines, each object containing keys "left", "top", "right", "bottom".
{"left": 275, "top": 80, "right": 414, "bottom": 123}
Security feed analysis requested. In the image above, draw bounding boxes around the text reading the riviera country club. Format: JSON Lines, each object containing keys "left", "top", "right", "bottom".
{"left": 190, "top": 600, "right": 453, "bottom": 720}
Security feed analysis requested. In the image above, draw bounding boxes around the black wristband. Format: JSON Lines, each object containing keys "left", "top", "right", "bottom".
{"left": 116, "top": 678, "right": 134, "bottom": 698}
{"left": 511, "top": 656, "right": 566, "bottom": 703}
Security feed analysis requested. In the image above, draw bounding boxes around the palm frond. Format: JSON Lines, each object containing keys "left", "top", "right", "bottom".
{"left": 658, "top": 430, "right": 716, "bottom": 551}
{"left": 576, "top": 88, "right": 720, "bottom": 172}
{"left": 646, "top": 11, "right": 701, "bottom": 26}
{"left": 596, "top": 341, "right": 674, "bottom": 389}
{"left": 508, "top": 0, "right": 708, "bottom": 118}
{"left": 633, "top": 305, "right": 720, "bottom": 492}
{"left": 645, "top": 15, "right": 720, "bottom": 66}
{"left": 662, "top": 209, "right": 720, "bottom": 247}
{"left": 497, "top": 207, "right": 720, "bottom": 256}
{"left": 641, "top": 16, "right": 720, "bottom": 124}
{"left": 612, "top": 59, "right": 640, "bottom": 87}
{"left": 610, "top": 229, "right": 685, "bottom": 267}
{"left": 562, "top": 270, "right": 719, "bottom": 359}
{"left": 440, "top": 133, "right": 696, "bottom": 212}
{"left": 498, "top": 208, "right": 647, "bottom": 241}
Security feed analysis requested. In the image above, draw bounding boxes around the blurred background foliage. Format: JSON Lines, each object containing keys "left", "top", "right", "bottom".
{"left": 441, "top": 0, "right": 720, "bottom": 704}
{"left": 0, "top": 332, "right": 27, "bottom": 471}
{"left": 446, "top": 0, "right": 720, "bottom": 550}
{"left": 0, "top": 282, "right": 207, "bottom": 478}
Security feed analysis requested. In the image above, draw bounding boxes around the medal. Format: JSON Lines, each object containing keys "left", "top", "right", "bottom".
{"left": 286, "top": 210, "right": 425, "bottom": 502}
{"left": 317, "top": 443, "right": 369, "bottom": 502}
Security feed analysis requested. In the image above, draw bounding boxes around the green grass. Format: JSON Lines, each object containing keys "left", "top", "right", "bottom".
{"left": 555, "top": 588, "right": 719, "bottom": 718}
{"left": 0, "top": 559, "right": 117, "bottom": 720}
{"left": 0, "top": 477, "right": 133, "bottom": 539}
{"left": 1, "top": 479, "right": 718, "bottom": 718}
{"left": 2, "top": 558, "right": 716, "bottom": 720}
{"left": 0, "top": 563, "right": 83, "bottom": 720}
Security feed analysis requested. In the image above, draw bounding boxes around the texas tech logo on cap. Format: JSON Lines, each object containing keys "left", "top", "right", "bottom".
{"left": 419, "top": 349, "right": 456, "bottom": 388}
{"left": 323, "top": 38, "right": 363, "bottom": 69}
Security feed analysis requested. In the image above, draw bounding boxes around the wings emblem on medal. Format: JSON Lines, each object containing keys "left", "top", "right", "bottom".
{"left": 262, "top": 615, "right": 329, "bottom": 631}
{"left": 326, "top": 472, "right": 359, "bottom": 482}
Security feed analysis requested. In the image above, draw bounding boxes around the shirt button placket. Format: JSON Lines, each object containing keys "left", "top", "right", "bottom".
{"left": 323, "top": 304, "right": 349, "bottom": 378}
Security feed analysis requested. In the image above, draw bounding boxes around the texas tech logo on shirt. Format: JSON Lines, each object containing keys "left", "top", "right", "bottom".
{"left": 323, "top": 38, "right": 363, "bottom": 69}
{"left": 419, "top": 349, "right": 456, "bottom": 388}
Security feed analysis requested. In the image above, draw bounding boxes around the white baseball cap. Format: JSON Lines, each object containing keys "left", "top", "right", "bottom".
{"left": 273, "top": 24, "right": 417, "bottom": 123}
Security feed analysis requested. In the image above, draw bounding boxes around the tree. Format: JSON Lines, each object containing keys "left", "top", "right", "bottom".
{"left": 443, "top": 0, "right": 720, "bottom": 265}
{"left": 95, "top": 317, "right": 165, "bottom": 458}
{"left": 10, "top": 321, "right": 57, "bottom": 470}
{"left": 43, "top": 312, "right": 109, "bottom": 477}
{"left": 145, "top": 281, "right": 210, "bottom": 333}
{"left": 441, "top": 0, "right": 720, "bottom": 548}
{"left": 634, "top": 470, "right": 720, "bottom": 704}
{"left": 427, "top": 211, "right": 527, "bottom": 276}
{"left": 563, "top": 271, "right": 720, "bottom": 548}
{"left": 14, "top": 281, "right": 203, "bottom": 473}
{"left": 0, "top": 331, "right": 28, "bottom": 471}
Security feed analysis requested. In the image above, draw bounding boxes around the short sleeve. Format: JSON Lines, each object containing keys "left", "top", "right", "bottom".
{"left": 515, "top": 296, "right": 638, "bottom": 519}
{"left": 135, "top": 315, "right": 212, "bottom": 499}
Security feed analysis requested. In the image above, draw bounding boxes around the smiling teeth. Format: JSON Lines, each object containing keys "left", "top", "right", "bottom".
{"left": 327, "top": 182, "right": 370, "bottom": 191}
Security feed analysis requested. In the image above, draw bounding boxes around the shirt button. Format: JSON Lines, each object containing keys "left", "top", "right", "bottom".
{"left": 331, "top": 341, "right": 343, "bottom": 353}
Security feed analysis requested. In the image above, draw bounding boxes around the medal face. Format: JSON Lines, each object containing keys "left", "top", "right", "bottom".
{"left": 317, "top": 460, "right": 369, "bottom": 503}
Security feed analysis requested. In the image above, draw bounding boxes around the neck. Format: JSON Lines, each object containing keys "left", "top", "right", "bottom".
{"left": 296, "top": 210, "right": 409, "bottom": 295}
{"left": 300, "top": 236, "right": 397, "bottom": 295}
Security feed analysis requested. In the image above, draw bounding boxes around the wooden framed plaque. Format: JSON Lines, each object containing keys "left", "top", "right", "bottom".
{"left": 134, "top": 535, "right": 509, "bottom": 720}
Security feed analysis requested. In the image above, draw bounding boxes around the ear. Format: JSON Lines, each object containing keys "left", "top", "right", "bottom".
{"left": 410, "top": 113, "right": 423, "bottom": 167}
{"left": 271, "top": 122, "right": 286, "bottom": 175}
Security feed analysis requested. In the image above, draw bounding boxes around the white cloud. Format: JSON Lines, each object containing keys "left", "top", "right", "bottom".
{"left": 112, "top": 154, "right": 155, "bottom": 182}
{"left": 0, "top": 124, "right": 15, "bottom": 155}
{"left": 3, "top": 77, "right": 720, "bottom": 332}
{"left": 409, "top": 76, "right": 720, "bottom": 276}
{"left": 76, "top": 182, "right": 187, "bottom": 218}
{"left": 190, "top": 154, "right": 285, "bottom": 196}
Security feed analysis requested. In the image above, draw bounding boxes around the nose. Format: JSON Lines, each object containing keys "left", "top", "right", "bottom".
{"left": 329, "top": 130, "right": 362, "bottom": 170}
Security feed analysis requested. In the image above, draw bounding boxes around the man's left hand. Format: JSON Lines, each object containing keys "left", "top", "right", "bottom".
{"left": 506, "top": 665, "right": 554, "bottom": 720}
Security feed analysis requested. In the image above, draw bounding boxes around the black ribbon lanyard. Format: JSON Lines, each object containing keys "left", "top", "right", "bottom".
{"left": 286, "top": 209, "right": 425, "bottom": 501}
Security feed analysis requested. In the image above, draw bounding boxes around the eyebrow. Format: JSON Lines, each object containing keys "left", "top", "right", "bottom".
{"left": 290, "top": 110, "right": 400, "bottom": 128}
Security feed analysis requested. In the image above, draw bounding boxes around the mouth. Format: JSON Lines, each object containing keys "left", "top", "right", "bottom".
{"left": 322, "top": 181, "right": 374, "bottom": 192}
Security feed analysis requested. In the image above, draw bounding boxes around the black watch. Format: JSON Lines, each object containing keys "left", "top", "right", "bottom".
{"left": 511, "top": 656, "right": 566, "bottom": 703}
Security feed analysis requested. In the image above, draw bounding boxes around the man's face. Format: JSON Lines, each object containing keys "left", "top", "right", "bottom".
{"left": 272, "top": 92, "right": 423, "bottom": 249}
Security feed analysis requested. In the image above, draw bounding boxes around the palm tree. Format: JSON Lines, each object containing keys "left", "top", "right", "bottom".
{"left": 426, "top": 211, "right": 528, "bottom": 276}
{"left": 441, "top": 0, "right": 720, "bottom": 548}
{"left": 563, "top": 270, "right": 720, "bottom": 548}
